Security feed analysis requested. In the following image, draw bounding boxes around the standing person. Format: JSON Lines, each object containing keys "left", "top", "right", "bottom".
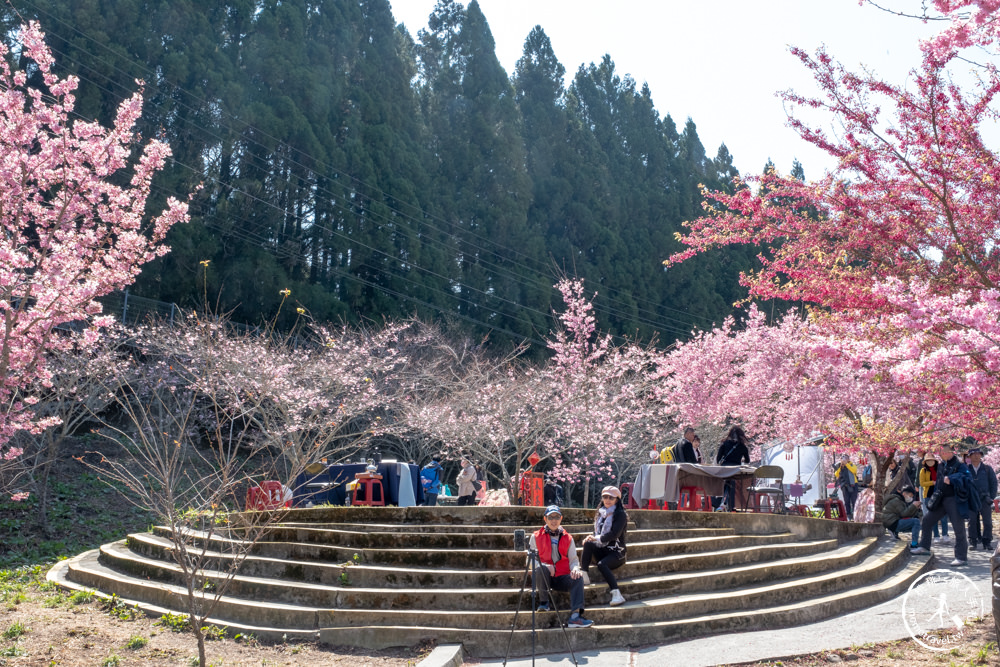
{"left": 692, "top": 435, "right": 704, "bottom": 463}
{"left": 966, "top": 448, "right": 997, "bottom": 550}
{"left": 455, "top": 458, "right": 477, "bottom": 506}
{"left": 912, "top": 444, "right": 971, "bottom": 566}
{"left": 529, "top": 506, "right": 593, "bottom": 628}
{"left": 834, "top": 454, "right": 860, "bottom": 520}
{"left": 581, "top": 486, "right": 628, "bottom": 607}
{"left": 882, "top": 485, "right": 922, "bottom": 548}
{"left": 717, "top": 426, "right": 751, "bottom": 511}
{"left": 420, "top": 455, "right": 444, "bottom": 506}
{"left": 672, "top": 427, "right": 698, "bottom": 464}
{"left": 919, "top": 453, "right": 950, "bottom": 544}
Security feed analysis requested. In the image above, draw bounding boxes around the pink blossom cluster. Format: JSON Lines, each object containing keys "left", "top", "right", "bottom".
{"left": 0, "top": 23, "right": 189, "bottom": 500}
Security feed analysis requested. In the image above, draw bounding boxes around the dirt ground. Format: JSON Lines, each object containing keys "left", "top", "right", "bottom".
{"left": 0, "top": 575, "right": 426, "bottom": 667}
{"left": 728, "top": 615, "right": 999, "bottom": 667}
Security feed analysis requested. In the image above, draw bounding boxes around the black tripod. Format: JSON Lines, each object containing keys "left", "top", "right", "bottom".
{"left": 502, "top": 548, "right": 579, "bottom": 666}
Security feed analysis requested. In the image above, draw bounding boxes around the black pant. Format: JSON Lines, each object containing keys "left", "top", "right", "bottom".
{"left": 456, "top": 494, "right": 475, "bottom": 506}
{"left": 532, "top": 566, "right": 584, "bottom": 613}
{"left": 920, "top": 495, "right": 968, "bottom": 561}
{"left": 421, "top": 492, "right": 438, "bottom": 506}
{"left": 840, "top": 485, "right": 858, "bottom": 519}
{"left": 968, "top": 496, "right": 993, "bottom": 546}
{"left": 580, "top": 542, "right": 626, "bottom": 591}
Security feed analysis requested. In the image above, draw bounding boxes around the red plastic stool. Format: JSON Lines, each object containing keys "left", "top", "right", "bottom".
{"left": 352, "top": 475, "right": 385, "bottom": 506}
{"left": 678, "top": 486, "right": 711, "bottom": 512}
{"left": 246, "top": 480, "right": 291, "bottom": 510}
{"left": 813, "top": 498, "right": 847, "bottom": 521}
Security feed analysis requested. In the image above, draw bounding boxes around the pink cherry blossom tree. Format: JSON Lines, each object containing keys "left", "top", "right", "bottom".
{"left": 0, "top": 22, "right": 189, "bottom": 500}
{"left": 655, "top": 305, "right": 939, "bottom": 515}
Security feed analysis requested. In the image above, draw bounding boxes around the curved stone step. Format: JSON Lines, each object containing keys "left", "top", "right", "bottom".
{"left": 123, "top": 531, "right": 842, "bottom": 590}
{"left": 317, "top": 543, "right": 933, "bottom": 657}
{"left": 100, "top": 536, "right": 875, "bottom": 611}
{"left": 248, "top": 525, "right": 726, "bottom": 550}
{"left": 46, "top": 554, "right": 318, "bottom": 643}
{"left": 83, "top": 534, "right": 887, "bottom": 625}
{"left": 152, "top": 525, "right": 798, "bottom": 569}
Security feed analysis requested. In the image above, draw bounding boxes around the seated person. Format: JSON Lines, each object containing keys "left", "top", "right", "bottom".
{"left": 581, "top": 486, "right": 628, "bottom": 606}
{"left": 529, "top": 505, "right": 593, "bottom": 628}
{"left": 882, "top": 485, "right": 922, "bottom": 548}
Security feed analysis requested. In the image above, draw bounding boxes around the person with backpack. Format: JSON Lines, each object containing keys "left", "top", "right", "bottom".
{"left": 420, "top": 455, "right": 444, "bottom": 506}
{"left": 455, "top": 457, "right": 477, "bottom": 506}
{"left": 834, "top": 454, "right": 859, "bottom": 520}
{"left": 662, "top": 427, "right": 698, "bottom": 464}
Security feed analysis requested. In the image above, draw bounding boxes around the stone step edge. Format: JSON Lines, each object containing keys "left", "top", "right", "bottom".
{"left": 78, "top": 536, "right": 891, "bottom": 630}
{"left": 46, "top": 553, "right": 318, "bottom": 643}
{"left": 319, "top": 551, "right": 936, "bottom": 658}
{"left": 118, "top": 532, "right": 851, "bottom": 594}
{"left": 152, "top": 525, "right": 798, "bottom": 558}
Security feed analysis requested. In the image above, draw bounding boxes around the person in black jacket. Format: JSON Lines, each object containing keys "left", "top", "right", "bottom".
{"left": 581, "top": 486, "right": 628, "bottom": 607}
{"left": 913, "top": 444, "right": 970, "bottom": 566}
{"left": 717, "top": 426, "right": 751, "bottom": 511}
{"left": 674, "top": 427, "right": 698, "bottom": 464}
{"left": 966, "top": 448, "right": 997, "bottom": 550}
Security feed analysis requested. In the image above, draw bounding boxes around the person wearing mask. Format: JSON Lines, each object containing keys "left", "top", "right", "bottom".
{"left": 919, "top": 453, "right": 951, "bottom": 544}
{"left": 716, "top": 426, "right": 751, "bottom": 511}
{"left": 882, "top": 485, "right": 922, "bottom": 548}
{"left": 581, "top": 486, "right": 628, "bottom": 607}
{"left": 529, "top": 506, "right": 593, "bottom": 628}
{"left": 455, "top": 458, "right": 477, "bottom": 506}
{"left": 913, "top": 444, "right": 971, "bottom": 566}
{"left": 420, "top": 455, "right": 444, "bottom": 506}
{"left": 834, "top": 454, "right": 860, "bottom": 520}
{"left": 966, "top": 448, "right": 997, "bottom": 550}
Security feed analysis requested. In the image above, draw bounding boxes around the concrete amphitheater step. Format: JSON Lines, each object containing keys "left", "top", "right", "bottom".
{"left": 124, "top": 530, "right": 844, "bottom": 591}
{"left": 100, "top": 535, "right": 876, "bottom": 611}
{"left": 251, "top": 524, "right": 726, "bottom": 550}
{"left": 131, "top": 531, "right": 837, "bottom": 591}
{"left": 318, "top": 542, "right": 932, "bottom": 657}
{"left": 151, "top": 525, "right": 801, "bottom": 570}
{"left": 46, "top": 554, "right": 318, "bottom": 643}
{"left": 81, "top": 533, "right": 886, "bottom": 625}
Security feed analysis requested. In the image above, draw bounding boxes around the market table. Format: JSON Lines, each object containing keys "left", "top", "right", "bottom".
{"left": 292, "top": 462, "right": 421, "bottom": 507}
{"left": 633, "top": 463, "right": 756, "bottom": 506}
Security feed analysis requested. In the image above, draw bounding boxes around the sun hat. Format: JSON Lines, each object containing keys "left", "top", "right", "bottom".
{"left": 923, "top": 452, "right": 937, "bottom": 463}
{"left": 601, "top": 486, "right": 622, "bottom": 499}
{"left": 544, "top": 505, "right": 562, "bottom": 517}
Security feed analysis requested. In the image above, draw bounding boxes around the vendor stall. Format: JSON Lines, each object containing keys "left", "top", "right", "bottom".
{"left": 633, "top": 463, "right": 755, "bottom": 505}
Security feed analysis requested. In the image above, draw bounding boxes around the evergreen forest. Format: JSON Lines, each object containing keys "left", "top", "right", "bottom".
{"left": 2, "top": 0, "right": 782, "bottom": 347}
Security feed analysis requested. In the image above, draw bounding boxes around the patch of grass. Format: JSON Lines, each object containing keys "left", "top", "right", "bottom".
{"left": 101, "top": 654, "right": 121, "bottom": 666}
{"left": 124, "top": 634, "right": 147, "bottom": 650}
{"left": 886, "top": 648, "right": 904, "bottom": 658}
{"left": 0, "top": 645, "right": 26, "bottom": 657}
{"left": 155, "top": 611, "right": 190, "bottom": 633}
{"left": 202, "top": 624, "right": 227, "bottom": 641}
{"left": 2, "top": 621, "right": 27, "bottom": 639}
{"left": 68, "top": 588, "right": 95, "bottom": 605}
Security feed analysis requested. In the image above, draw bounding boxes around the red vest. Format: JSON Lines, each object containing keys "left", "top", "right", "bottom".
{"left": 534, "top": 527, "right": 571, "bottom": 577}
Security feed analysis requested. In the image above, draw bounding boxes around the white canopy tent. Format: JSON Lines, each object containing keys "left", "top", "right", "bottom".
{"left": 760, "top": 434, "right": 828, "bottom": 506}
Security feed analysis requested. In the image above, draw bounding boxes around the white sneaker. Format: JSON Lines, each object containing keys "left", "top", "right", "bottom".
{"left": 932, "top": 537, "right": 943, "bottom": 544}
{"left": 950, "top": 558, "right": 968, "bottom": 566}
{"left": 609, "top": 589, "right": 626, "bottom": 606}
{"left": 910, "top": 546, "right": 931, "bottom": 555}
{"left": 581, "top": 571, "right": 591, "bottom": 586}
{"left": 943, "top": 536, "right": 954, "bottom": 545}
